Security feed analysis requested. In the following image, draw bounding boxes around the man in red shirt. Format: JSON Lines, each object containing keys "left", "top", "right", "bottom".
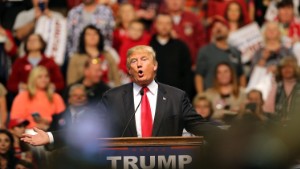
{"left": 164, "top": 0, "right": 206, "bottom": 65}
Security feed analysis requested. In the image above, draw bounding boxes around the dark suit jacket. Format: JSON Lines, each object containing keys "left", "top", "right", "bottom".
{"left": 48, "top": 107, "right": 72, "bottom": 131}
{"left": 102, "top": 82, "right": 219, "bottom": 137}
{"left": 50, "top": 82, "right": 219, "bottom": 149}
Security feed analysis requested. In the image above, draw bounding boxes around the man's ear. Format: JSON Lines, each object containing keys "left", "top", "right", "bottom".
{"left": 128, "top": 68, "right": 132, "bottom": 77}
{"left": 154, "top": 62, "right": 158, "bottom": 72}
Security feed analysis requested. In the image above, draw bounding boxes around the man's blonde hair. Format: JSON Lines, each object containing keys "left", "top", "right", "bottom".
{"left": 126, "top": 45, "right": 157, "bottom": 69}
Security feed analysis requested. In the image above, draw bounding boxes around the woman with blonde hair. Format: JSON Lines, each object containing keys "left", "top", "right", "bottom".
{"left": 251, "top": 21, "right": 293, "bottom": 73}
{"left": 264, "top": 57, "right": 300, "bottom": 120}
{"left": 11, "top": 66, "right": 65, "bottom": 130}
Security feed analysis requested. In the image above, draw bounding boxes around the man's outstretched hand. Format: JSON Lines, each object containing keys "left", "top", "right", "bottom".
{"left": 21, "top": 127, "right": 50, "bottom": 146}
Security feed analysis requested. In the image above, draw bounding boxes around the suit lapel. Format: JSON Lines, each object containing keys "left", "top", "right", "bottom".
{"left": 152, "top": 83, "right": 167, "bottom": 136}
{"left": 122, "top": 83, "right": 138, "bottom": 137}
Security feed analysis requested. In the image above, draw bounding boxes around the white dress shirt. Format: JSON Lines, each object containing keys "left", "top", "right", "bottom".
{"left": 133, "top": 80, "right": 158, "bottom": 137}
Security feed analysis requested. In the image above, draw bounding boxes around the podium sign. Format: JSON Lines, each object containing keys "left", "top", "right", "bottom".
{"left": 97, "top": 137, "right": 204, "bottom": 169}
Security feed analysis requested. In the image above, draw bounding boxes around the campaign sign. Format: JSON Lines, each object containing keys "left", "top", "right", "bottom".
{"left": 228, "top": 22, "right": 264, "bottom": 63}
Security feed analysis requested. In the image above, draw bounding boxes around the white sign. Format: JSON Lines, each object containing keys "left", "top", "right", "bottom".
{"left": 246, "top": 66, "right": 273, "bottom": 100}
{"left": 228, "top": 22, "right": 264, "bottom": 63}
{"left": 35, "top": 16, "right": 67, "bottom": 66}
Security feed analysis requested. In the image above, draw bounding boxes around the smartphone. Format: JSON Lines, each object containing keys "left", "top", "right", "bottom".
{"left": 245, "top": 103, "right": 257, "bottom": 112}
{"left": 38, "top": 1, "right": 46, "bottom": 12}
{"left": 32, "top": 112, "right": 41, "bottom": 122}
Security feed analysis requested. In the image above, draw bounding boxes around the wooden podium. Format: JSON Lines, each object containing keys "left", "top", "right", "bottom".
{"left": 96, "top": 136, "right": 204, "bottom": 169}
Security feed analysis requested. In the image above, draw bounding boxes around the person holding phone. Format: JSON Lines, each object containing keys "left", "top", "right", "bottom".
{"left": 10, "top": 66, "right": 65, "bottom": 131}
{"left": 13, "top": 0, "right": 64, "bottom": 42}
{"left": 205, "top": 62, "right": 247, "bottom": 123}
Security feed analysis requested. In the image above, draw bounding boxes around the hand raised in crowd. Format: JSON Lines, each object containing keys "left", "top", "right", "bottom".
{"left": 21, "top": 127, "right": 50, "bottom": 146}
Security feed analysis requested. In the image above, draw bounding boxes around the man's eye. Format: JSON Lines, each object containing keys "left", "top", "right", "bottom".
{"left": 130, "top": 59, "right": 137, "bottom": 64}
{"left": 141, "top": 57, "right": 148, "bottom": 61}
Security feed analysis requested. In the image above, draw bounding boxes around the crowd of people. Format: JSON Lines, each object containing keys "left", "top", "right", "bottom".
{"left": 1, "top": 0, "right": 300, "bottom": 168}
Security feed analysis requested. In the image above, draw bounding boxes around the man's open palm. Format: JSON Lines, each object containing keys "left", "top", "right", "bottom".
{"left": 21, "top": 127, "right": 50, "bottom": 146}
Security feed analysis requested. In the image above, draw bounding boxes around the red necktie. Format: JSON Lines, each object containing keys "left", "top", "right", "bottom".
{"left": 141, "top": 87, "right": 153, "bottom": 137}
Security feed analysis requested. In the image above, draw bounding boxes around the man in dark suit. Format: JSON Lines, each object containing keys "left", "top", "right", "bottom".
{"left": 21, "top": 45, "right": 219, "bottom": 146}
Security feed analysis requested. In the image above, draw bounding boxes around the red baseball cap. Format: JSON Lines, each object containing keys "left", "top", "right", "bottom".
{"left": 210, "top": 15, "right": 230, "bottom": 29}
{"left": 8, "top": 118, "right": 29, "bottom": 129}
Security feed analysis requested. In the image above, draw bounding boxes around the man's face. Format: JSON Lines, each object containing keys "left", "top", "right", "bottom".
{"left": 247, "top": 91, "right": 263, "bottom": 105}
{"left": 69, "top": 88, "right": 87, "bottom": 107}
{"left": 194, "top": 100, "right": 211, "bottom": 119}
{"left": 84, "top": 62, "right": 103, "bottom": 84}
{"left": 83, "top": 0, "right": 95, "bottom": 5}
{"left": 128, "top": 22, "right": 144, "bottom": 41}
{"left": 211, "top": 22, "right": 229, "bottom": 41}
{"left": 281, "top": 64, "right": 295, "bottom": 80}
{"left": 165, "top": 0, "right": 184, "bottom": 12}
{"left": 155, "top": 15, "right": 173, "bottom": 37}
{"left": 278, "top": 6, "right": 294, "bottom": 24}
{"left": 128, "top": 51, "right": 157, "bottom": 86}
{"left": 10, "top": 125, "right": 26, "bottom": 138}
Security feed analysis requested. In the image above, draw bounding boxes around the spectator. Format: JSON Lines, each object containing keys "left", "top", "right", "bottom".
{"left": 0, "top": 84, "right": 7, "bottom": 128}
{"left": 205, "top": 62, "right": 246, "bottom": 122}
{"left": 150, "top": 14, "right": 193, "bottom": 97}
{"left": 195, "top": 17, "right": 245, "bottom": 93}
{"left": 0, "top": 129, "right": 18, "bottom": 169}
{"left": 129, "top": 0, "right": 163, "bottom": 30}
{"left": 276, "top": 0, "right": 300, "bottom": 47}
{"left": 118, "top": 20, "right": 151, "bottom": 73}
{"left": 14, "top": 159, "right": 34, "bottom": 169}
{"left": 206, "top": 0, "right": 250, "bottom": 25}
{"left": 224, "top": 0, "right": 249, "bottom": 33}
{"left": 66, "top": 0, "right": 115, "bottom": 56}
{"left": 13, "top": 0, "right": 64, "bottom": 42}
{"left": 63, "top": 58, "right": 110, "bottom": 106}
{"left": 264, "top": 57, "right": 300, "bottom": 121}
{"left": 0, "top": 25, "right": 17, "bottom": 84}
{"left": 49, "top": 84, "right": 88, "bottom": 131}
{"left": 113, "top": 3, "right": 136, "bottom": 51}
{"left": 164, "top": 0, "right": 206, "bottom": 64}
{"left": 193, "top": 94, "right": 214, "bottom": 120}
{"left": 8, "top": 119, "right": 32, "bottom": 162}
{"left": 67, "top": 25, "right": 121, "bottom": 87}
{"left": 10, "top": 66, "right": 65, "bottom": 130}
{"left": 7, "top": 33, "right": 64, "bottom": 94}
{"left": 252, "top": 21, "right": 293, "bottom": 73}
{"left": 242, "top": 89, "right": 270, "bottom": 122}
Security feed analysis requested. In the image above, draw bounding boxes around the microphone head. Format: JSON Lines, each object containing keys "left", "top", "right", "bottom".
{"left": 140, "top": 89, "right": 144, "bottom": 96}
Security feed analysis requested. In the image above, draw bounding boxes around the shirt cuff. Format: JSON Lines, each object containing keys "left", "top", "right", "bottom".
{"left": 47, "top": 132, "right": 54, "bottom": 144}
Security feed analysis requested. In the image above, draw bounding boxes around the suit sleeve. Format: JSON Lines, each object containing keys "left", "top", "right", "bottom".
{"left": 45, "top": 130, "right": 67, "bottom": 151}
{"left": 181, "top": 93, "right": 221, "bottom": 138}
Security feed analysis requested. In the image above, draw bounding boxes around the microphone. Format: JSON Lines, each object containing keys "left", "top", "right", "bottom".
{"left": 121, "top": 89, "right": 144, "bottom": 137}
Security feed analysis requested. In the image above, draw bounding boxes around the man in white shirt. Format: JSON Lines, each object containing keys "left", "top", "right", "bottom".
{"left": 21, "top": 45, "right": 219, "bottom": 146}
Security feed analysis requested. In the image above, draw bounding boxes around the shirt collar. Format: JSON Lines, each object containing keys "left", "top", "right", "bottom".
{"left": 133, "top": 80, "right": 158, "bottom": 96}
